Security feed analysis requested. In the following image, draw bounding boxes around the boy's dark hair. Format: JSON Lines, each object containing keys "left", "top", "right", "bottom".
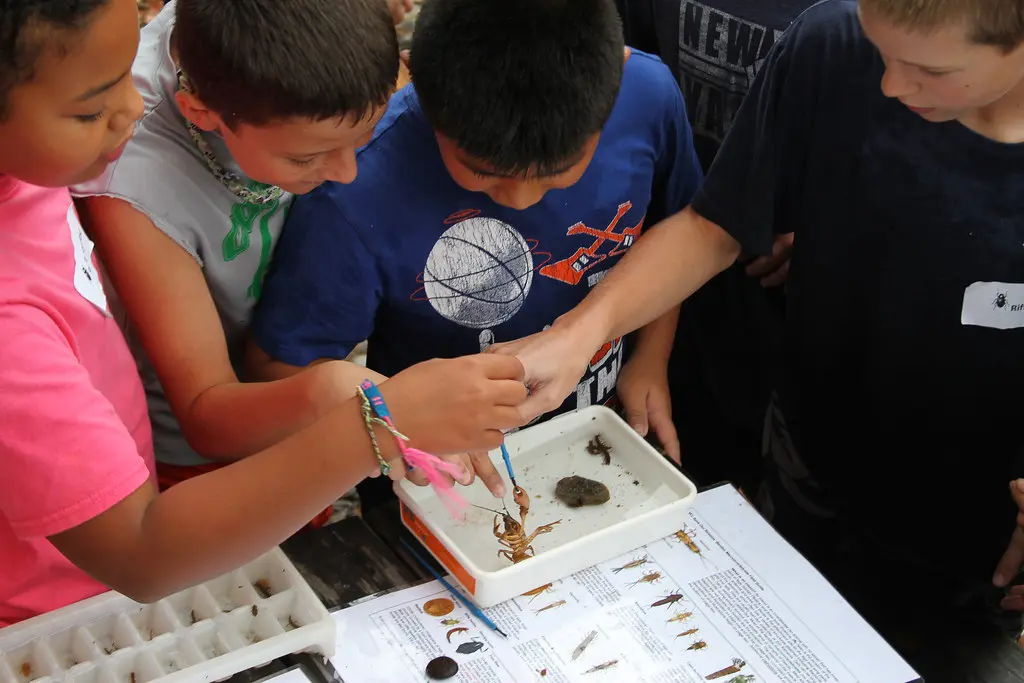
{"left": 0, "top": 0, "right": 108, "bottom": 120}
{"left": 862, "top": 0, "right": 1024, "bottom": 52}
{"left": 175, "top": 0, "right": 398, "bottom": 128}
{"left": 410, "top": 0, "right": 625, "bottom": 177}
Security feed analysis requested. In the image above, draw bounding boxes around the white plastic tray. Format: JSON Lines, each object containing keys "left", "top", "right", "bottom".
{"left": 397, "top": 405, "right": 698, "bottom": 607}
{"left": 0, "top": 548, "right": 334, "bottom": 683}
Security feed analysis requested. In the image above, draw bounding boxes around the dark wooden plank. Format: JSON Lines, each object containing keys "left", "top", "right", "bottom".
{"left": 361, "top": 500, "right": 444, "bottom": 580}
{"left": 280, "top": 516, "right": 420, "bottom": 611}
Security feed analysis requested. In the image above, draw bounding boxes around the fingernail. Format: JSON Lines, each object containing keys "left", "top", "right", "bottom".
{"left": 493, "top": 483, "right": 506, "bottom": 498}
{"left": 1016, "top": 479, "right": 1024, "bottom": 491}
{"left": 995, "top": 572, "right": 1007, "bottom": 586}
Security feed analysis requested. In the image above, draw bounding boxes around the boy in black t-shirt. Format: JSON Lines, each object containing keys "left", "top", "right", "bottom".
{"left": 498, "top": 0, "right": 1024, "bottom": 676}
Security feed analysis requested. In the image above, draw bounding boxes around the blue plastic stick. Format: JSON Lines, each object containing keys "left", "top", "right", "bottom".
{"left": 500, "top": 443, "right": 518, "bottom": 491}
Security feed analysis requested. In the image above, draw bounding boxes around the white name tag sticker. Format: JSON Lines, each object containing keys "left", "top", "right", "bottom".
{"left": 961, "top": 281, "right": 1024, "bottom": 330}
{"left": 67, "top": 205, "right": 110, "bottom": 316}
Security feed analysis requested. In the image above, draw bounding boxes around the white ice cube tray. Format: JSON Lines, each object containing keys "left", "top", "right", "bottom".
{"left": 397, "top": 405, "right": 698, "bottom": 607}
{"left": 0, "top": 548, "right": 334, "bottom": 683}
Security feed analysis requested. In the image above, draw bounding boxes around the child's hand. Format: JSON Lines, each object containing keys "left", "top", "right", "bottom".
{"left": 379, "top": 355, "right": 527, "bottom": 457}
{"left": 406, "top": 451, "right": 506, "bottom": 498}
{"left": 994, "top": 479, "right": 1024, "bottom": 607}
{"left": 616, "top": 355, "right": 680, "bottom": 464}
{"left": 744, "top": 232, "right": 794, "bottom": 288}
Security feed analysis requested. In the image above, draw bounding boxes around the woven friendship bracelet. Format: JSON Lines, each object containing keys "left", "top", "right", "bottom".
{"left": 358, "top": 380, "right": 469, "bottom": 517}
{"left": 356, "top": 385, "right": 400, "bottom": 477}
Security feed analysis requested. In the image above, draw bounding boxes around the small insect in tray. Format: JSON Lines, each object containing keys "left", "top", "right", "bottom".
{"left": 586, "top": 435, "right": 613, "bottom": 465}
{"left": 253, "top": 579, "right": 272, "bottom": 599}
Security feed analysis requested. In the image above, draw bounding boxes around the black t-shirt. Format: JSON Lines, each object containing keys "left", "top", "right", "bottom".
{"left": 622, "top": 0, "right": 817, "bottom": 170}
{"left": 693, "top": 0, "right": 1024, "bottom": 580}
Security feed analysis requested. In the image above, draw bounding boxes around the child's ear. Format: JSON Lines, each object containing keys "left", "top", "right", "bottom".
{"left": 398, "top": 50, "right": 412, "bottom": 90}
{"left": 623, "top": 46, "right": 632, "bottom": 63}
{"left": 174, "top": 89, "right": 221, "bottom": 132}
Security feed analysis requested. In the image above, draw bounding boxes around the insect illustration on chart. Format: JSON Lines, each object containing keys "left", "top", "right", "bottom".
{"left": 724, "top": 676, "right": 756, "bottom": 683}
{"left": 571, "top": 630, "right": 599, "bottom": 661}
{"left": 706, "top": 658, "right": 747, "bottom": 679}
{"left": 676, "top": 627, "right": 699, "bottom": 638}
{"left": 586, "top": 435, "right": 613, "bottom": 465}
{"left": 674, "top": 526, "right": 718, "bottom": 570}
{"left": 627, "top": 571, "right": 663, "bottom": 588}
{"left": 668, "top": 610, "right": 694, "bottom": 623}
{"left": 611, "top": 555, "right": 650, "bottom": 574}
{"left": 440, "top": 618, "right": 461, "bottom": 626}
{"left": 583, "top": 660, "right": 619, "bottom": 675}
{"left": 521, "top": 582, "right": 555, "bottom": 602}
{"left": 445, "top": 627, "right": 470, "bottom": 643}
{"left": 455, "top": 639, "right": 488, "bottom": 655}
{"left": 534, "top": 599, "right": 567, "bottom": 615}
{"left": 473, "top": 503, "right": 561, "bottom": 564}
{"left": 649, "top": 592, "right": 686, "bottom": 610}
{"left": 994, "top": 291, "right": 1009, "bottom": 309}
{"left": 687, "top": 640, "right": 708, "bottom": 651}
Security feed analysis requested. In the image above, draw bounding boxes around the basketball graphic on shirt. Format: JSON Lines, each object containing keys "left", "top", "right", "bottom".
{"left": 419, "top": 217, "right": 536, "bottom": 329}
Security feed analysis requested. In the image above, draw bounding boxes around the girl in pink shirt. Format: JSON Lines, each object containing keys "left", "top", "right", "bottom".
{"left": 0, "top": 0, "right": 526, "bottom": 627}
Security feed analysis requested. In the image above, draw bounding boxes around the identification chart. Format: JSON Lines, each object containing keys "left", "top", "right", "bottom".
{"left": 330, "top": 486, "right": 920, "bottom": 683}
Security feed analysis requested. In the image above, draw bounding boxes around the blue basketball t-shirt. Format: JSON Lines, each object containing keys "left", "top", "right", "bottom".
{"left": 252, "top": 50, "right": 702, "bottom": 418}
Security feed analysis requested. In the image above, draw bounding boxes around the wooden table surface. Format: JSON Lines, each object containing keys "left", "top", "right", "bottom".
{"left": 240, "top": 499, "right": 1024, "bottom": 683}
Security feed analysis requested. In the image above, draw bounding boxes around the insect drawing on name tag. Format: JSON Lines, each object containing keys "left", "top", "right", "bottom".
{"left": 994, "top": 291, "right": 1009, "bottom": 309}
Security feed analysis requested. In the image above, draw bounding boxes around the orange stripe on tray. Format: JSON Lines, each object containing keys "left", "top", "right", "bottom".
{"left": 400, "top": 501, "right": 477, "bottom": 594}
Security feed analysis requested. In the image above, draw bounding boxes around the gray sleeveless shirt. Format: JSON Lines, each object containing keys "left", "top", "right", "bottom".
{"left": 73, "top": 2, "right": 293, "bottom": 466}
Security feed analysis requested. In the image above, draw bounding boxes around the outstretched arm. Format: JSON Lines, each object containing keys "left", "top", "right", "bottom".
{"left": 79, "top": 196, "right": 357, "bottom": 460}
{"left": 491, "top": 206, "right": 739, "bottom": 422}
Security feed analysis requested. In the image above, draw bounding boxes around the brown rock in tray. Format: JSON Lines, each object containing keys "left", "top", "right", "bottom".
{"left": 555, "top": 476, "right": 610, "bottom": 508}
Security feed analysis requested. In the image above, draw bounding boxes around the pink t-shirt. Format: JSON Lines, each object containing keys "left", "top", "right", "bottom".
{"left": 0, "top": 177, "right": 155, "bottom": 627}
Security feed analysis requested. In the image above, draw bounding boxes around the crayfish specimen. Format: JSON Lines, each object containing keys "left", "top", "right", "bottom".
{"left": 475, "top": 492, "right": 561, "bottom": 564}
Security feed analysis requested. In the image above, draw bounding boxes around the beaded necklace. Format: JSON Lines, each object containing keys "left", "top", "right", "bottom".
{"left": 175, "top": 69, "right": 283, "bottom": 205}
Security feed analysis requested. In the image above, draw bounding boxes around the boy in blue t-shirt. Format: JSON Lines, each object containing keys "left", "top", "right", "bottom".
{"left": 248, "top": 0, "right": 703, "bottom": 499}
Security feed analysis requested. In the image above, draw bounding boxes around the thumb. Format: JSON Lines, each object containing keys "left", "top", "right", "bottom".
{"left": 516, "top": 387, "right": 555, "bottom": 425}
{"left": 624, "top": 406, "right": 649, "bottom": 437}
{"left": 469, "top": 451, "right": 506, "bottom": 498}
{"left": 995, "top": 526, "right": 1024, "bottom": 587}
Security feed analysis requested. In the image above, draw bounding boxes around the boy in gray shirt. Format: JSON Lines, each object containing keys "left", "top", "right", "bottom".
{"left": 74, "top": 0, "right": 510, "bottom": 506}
